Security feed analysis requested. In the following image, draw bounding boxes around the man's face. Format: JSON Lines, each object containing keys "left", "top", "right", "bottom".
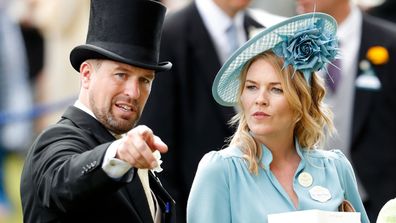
{"left": 81, "top": 60, "right": 155, "bottom": 134}
{"left": 295, "top": 0, "right": 341, "bottom": 14}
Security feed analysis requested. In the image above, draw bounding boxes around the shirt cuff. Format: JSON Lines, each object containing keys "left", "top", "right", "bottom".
{"left": 102, "top": 139, "right": 131, "bottom": 179}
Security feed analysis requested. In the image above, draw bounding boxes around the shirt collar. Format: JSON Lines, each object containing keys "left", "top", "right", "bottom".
{"left": 337, "top": 4, "right": 362, "bottom": 45}
{"left": 74, "top": 100, "right": 96, "bottom": 119}
{"left": 260, "top": 138, "right": 306, "bottom": 170}
{"left": 74, "top": 100, "right": 121, "bottom": 138}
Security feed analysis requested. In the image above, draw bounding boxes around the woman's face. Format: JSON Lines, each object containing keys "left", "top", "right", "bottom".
{"left": 241, "top": 58, "right": 296, "bottom": 140}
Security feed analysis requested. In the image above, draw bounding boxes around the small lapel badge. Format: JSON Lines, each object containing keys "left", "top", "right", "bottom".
{"left": 355, "top": 60, "right": 381, "bottom": 91}
{"left": 309, "top": 185, "right": 332, "bottom": 203}
{"left": 298, "top": 172, "right": 313, "bottom": 188}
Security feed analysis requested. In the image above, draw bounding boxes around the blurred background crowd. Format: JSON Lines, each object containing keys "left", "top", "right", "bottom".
{"left": 0, "top": 0, "right": 393, "bottom": 222}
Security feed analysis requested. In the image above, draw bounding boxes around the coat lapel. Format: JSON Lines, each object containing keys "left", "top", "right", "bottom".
{"left": 187, "top": 3, "right": 234, "bottom": 127}
{"left": 351, "top": 15, "right": 378, "bottom": 146}
{"left": 61, "top": 106, "right": 115, "bottom": 144}
{"left": 149, "top": 171, "right": 176, "bottom": 223}
{"left": 63, "top": 106, "right": 154, "bottom": 222}
{"left": 187, "top": 4, "right": 264, "bottom": 127}
{"left": 124, "top": 170, "right": 154, "bottom": 223}
{"left": 244, "top": 13, "right": 265, "bottom": 39}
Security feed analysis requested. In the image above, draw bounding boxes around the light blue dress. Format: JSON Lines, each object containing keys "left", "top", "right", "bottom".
{"left": 187, "top": 141, "right": 370, "bottom": 223}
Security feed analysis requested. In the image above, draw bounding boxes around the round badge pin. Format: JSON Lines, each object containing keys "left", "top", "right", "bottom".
{"left": 298, "top": 172, "right": 313, "bottom": 188}
{"left": 309, "top": 185, "right": 332, "bottom": 203}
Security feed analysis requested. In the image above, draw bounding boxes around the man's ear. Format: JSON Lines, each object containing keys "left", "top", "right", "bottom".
{"left": 80, "top": 61, "right": 93, "bottom": 89}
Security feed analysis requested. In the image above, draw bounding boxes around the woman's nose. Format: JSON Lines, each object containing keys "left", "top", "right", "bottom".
{"left": 255, "top": 90, "right": 268, "bottom": 105}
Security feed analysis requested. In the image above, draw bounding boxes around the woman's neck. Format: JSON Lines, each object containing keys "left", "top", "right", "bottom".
{"left": 257, "top": 134, "right": 298, "bottom": 166}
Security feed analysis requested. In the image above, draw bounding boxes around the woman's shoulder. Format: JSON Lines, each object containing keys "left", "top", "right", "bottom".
{"left": 201, "top": 146, "right": 242, "bottom": 162}
{"left": 217, "top": 146, "right": 245, "bottom": 158}
{"left": 303, "top": 148, "right": 348, "bottom": 161}
{"left": 303, "top": 148, "right": 353, "bottom": 173}
{"left": 198, "top": 146, "right": 245, "bottom": 171}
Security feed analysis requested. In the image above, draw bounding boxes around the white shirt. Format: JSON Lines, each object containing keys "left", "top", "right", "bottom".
{"left": 323, "top": 5, "right": 367, "bottom": 200}
{"left": 325, "top": 5, "right": 361, "bottom": 157}
{"left": 195, "top": 0, "right": 246, "bottom": 64}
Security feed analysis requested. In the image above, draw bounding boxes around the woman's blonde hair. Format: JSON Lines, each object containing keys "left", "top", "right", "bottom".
{"left": 227, "top": 51, "right": 334, "bottom": 174}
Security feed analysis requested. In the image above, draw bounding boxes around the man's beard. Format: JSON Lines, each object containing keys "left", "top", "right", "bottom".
{"left": 90, "top": 98, "right": 139, "bottom": 134}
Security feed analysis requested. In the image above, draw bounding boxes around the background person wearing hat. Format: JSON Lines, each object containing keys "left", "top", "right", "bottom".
{"left": 187, "top": 13, "right": 369, "bottom": 223}
{"left": 20, "top": 0, "right": 175, "bottom": 222}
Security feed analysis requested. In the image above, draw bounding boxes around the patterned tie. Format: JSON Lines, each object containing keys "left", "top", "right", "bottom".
{"left": 326, "top": 58, "right": 342, "bottom": 93}
{"left": 226, "top": 22, "right": 239, "bottom": 57}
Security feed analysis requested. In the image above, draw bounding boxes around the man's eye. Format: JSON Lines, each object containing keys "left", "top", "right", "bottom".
{"left": 116, "top": 73, "right": 127, "bottom": 79}
{"left": 142, "top": 78, "right": 151, "bottom": 84}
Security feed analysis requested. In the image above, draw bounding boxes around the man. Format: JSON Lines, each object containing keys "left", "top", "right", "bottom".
{"left": 138, "top": 0, "right": 263, "bottom": 221}
{"left": 368, "top": 0, "right": 396, "bottom": 24}
{"left": 296, "top": 0, "right": 396, "bottom": 221}
{"left": 20, "top": 0, "right": 175, "bottom": 222}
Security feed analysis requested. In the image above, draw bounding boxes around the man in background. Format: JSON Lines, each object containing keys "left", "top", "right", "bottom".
{"left": 296, "top": 0, "right": 396, "bottom": 221}
{"left": 139, "top": 0, "right": 264, "bottom": 221}
{"left": 368, "top": 0, "right": 396, "bottom": 24}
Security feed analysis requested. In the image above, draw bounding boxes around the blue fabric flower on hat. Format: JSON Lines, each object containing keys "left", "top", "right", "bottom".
{"left": 272, "top": 18, "right": 338, "bottom": 82}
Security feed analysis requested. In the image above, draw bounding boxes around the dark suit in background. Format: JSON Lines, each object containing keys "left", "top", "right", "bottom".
{"left": 21, "top": 107, "right": 175, "bottom": 222}
{"left": 351, "top": 13, "right": 396, "bottom": 220}
{"left": 295, "top": 1, "right": 396, "bottom": 221}
{"left": 368, "top": 0, "right": 396, "bottom": 24}
{"left": 139, "top": 1, "right": 263, "bottom": 221}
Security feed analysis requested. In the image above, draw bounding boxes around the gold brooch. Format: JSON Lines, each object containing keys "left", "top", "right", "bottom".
{"left": 366, "top": 46, "right": 389, "bottom": 65}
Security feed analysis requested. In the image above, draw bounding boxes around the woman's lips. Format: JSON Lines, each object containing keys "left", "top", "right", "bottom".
{"left": 253, "top": 111, "right": 270, "bottom": 119}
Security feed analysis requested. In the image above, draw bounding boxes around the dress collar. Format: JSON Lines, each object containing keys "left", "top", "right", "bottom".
{"left": 260, "top": 138, "right": 306, "bottom": 170}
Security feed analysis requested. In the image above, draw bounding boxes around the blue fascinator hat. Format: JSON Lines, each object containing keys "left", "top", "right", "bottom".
{"left": 212, "top": 12, "right": 338, "bottom": 107}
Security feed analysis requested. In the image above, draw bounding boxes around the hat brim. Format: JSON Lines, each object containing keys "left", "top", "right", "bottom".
{"left": 70, "top": 44, "right": 172, "bottom": 72}
{"left": 212, "top": 12, "right": 337, "bottom": 107}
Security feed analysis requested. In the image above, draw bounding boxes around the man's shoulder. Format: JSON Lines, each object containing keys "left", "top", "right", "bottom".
{"left": 362, "top": 13, "right": 396, "bottom": 37}
{"left": 247, "top": 8, "right": 286, "bottom": 28}
{"left": 164, "top": 2, "right": 197, "bottom": 28}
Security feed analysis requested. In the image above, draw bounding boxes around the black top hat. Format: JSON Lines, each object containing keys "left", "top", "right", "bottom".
{"left": 70, "top": 0, "right": 171, "bottom": 72}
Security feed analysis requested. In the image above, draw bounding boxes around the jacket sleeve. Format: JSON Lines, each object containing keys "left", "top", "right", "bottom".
{"left": 187, "top": 151, "right": 231, "bottom": 223}
{"left": 28, "top": 124, "right": 130, "bottom": 212}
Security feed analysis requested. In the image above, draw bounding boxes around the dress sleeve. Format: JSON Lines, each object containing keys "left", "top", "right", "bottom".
{"left": 187, "top": 151, "right": 231, "bottom": 223}
{"left": 332, "top": 150, "right": 370, "bottom": 223}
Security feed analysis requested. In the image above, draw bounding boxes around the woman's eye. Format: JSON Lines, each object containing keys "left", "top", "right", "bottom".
{"left": 271, "top": 87, "right": 283, "bottom": 94}
{"left": 246, "top": 85, "right": 257, "bottom": 90}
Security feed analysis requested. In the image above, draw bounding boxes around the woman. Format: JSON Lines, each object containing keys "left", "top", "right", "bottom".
{"left": 187, "top": 13, "right": 369, "bottom": 223}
